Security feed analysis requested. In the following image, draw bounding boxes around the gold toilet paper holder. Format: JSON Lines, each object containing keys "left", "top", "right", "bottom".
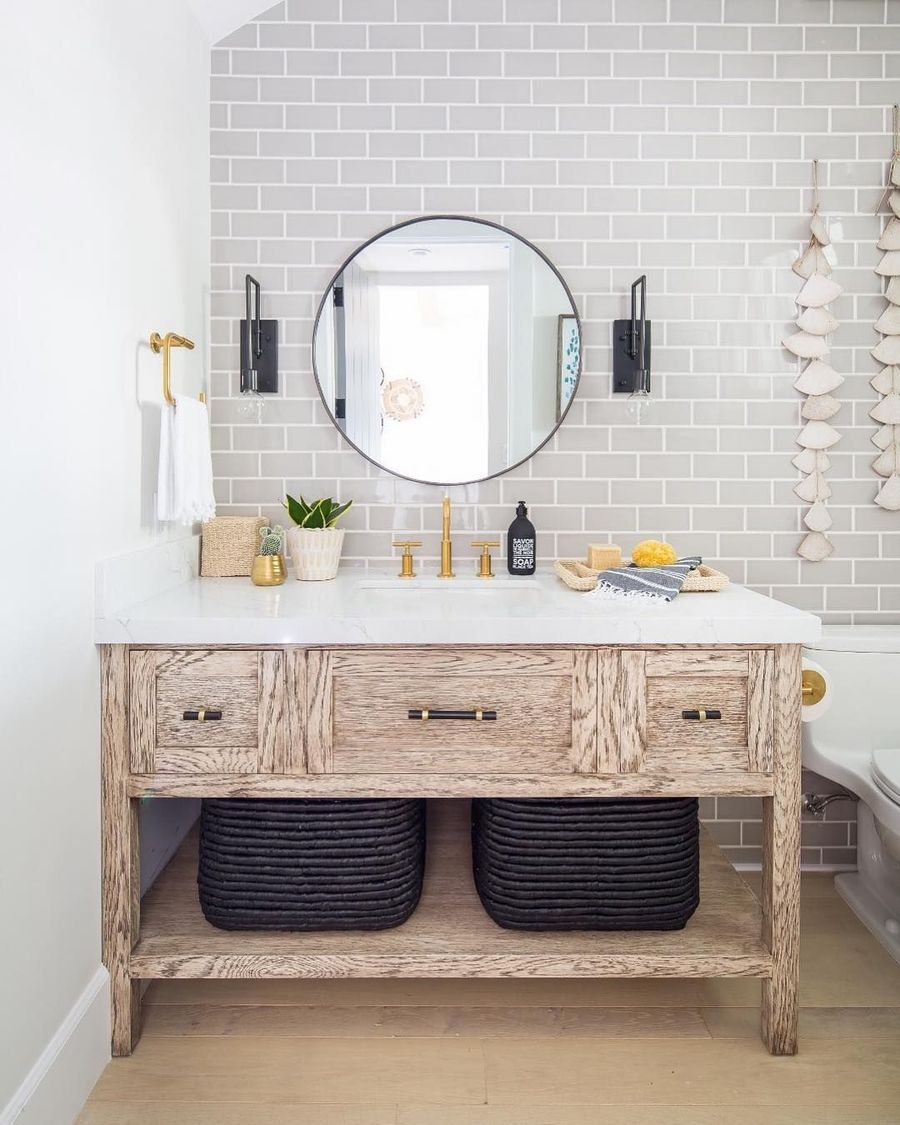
{"left": 801, "top": 669, "right": 827, "bottom": 706}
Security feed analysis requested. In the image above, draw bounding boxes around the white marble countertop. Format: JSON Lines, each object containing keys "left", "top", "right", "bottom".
{"left": 94, "top": 566, "right": 821, "bottom": 647}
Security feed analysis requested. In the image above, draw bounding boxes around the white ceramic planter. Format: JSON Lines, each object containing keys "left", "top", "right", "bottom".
{"left": 288, "top": 526, "right": 345, "bottom": 581}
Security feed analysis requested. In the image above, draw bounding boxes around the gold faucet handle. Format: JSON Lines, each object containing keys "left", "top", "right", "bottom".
{"left": 392, "top": 540, "right": 422, "bottom": 579}
{"left": 471, "top": 540, "right": 500, "bottom": 579}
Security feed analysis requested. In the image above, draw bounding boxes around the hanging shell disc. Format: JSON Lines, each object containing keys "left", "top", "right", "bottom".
{"left": 783, "top": 331, "right": 830, "bottom": 359}
{"left": 792, "top": 241, "right": 832, "bottom": 279}
{"left": 878, "top": 217, "right": 900, "bottom": 252}
{"left": 809, "top": 211, "right": 830, "bottom": 246}
{"left": 871, "top": 367, "right": 897, "bottom": 395}
{"left": 803, "top": 501, "right": 833, "bottom": 532}
{"left": 801, "top": 394, "right": 841, "bottom": 421}
{"left": 873, "top": 444, "right": 899, "bottom": 478}
{"left": 797, "top": 419, "right": 841, "bottom": 449}
{"left": 798, "top": 531, "right": 834, "bottom": 561}
{"left": 794, "top": 359, "right": 843, "bottom": 395}
{"left": 871, "top": 393, "right": 900, "bottom": 425}
{"left": 794, "top": 472, "right": 832, "bottom": 503}
{"left": 872, "top": 335, "right": 900, "bottom": 365}
{"left": 792, "top": 448, "right": 830, "bottom": 474}
{"left": 796, "top": 305, "right": 839, "bottom": 335}
{"left": 796, "top": 273, "right": 843, "bottom": 307}
{"left": 874, "top": 304, "right": 900, "bottom": 335}
{"left": 875, "top": 473, "right": 900, "bottom": 511}
{"left": 876, "top": 250, "right": 900, "bottom": 277}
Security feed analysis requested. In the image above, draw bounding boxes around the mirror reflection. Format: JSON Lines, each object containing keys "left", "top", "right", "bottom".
{"left": 313, "top": 217, "right": 581, "bottom": 485}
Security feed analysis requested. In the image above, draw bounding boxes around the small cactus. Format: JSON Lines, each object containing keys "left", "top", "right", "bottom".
{"left": 259, "top": 525, "right": 285, "bottom": 556}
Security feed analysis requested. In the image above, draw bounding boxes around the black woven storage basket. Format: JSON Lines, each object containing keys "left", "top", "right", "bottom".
{"left": 199, "top": 798, "right": 426, "bottom": 932}
{"left": 472, "top": 797, "right": 700, "bottom": 932}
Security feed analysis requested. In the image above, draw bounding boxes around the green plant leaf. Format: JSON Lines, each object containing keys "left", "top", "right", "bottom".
{"left": 326, "top": 500, "right": 352, "bottom": 527}
{"left": 286, "top": 494, "right": 352, "bottom": 528}
{"left": 302, "top": 499, "right": 329, "bottom": 528}
{"left": 284, "top": 493, "right": 310, "bottom": 527}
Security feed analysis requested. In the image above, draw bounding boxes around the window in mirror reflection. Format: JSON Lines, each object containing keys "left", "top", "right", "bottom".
{"left": 313, "top": 218, "right": 580, "bottom": 485}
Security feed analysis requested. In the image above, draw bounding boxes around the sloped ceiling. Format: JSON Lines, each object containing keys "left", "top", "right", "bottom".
{"left": 186, "top": 0, "right": 268, "bottom": 44}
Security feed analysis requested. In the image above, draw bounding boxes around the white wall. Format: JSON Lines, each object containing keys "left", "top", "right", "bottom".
{"left": 0, "top": 0, "right": 208, "bottom": 1118}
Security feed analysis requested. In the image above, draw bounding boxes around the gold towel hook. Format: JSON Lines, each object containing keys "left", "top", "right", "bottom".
{"left": 150, "top": 331, "right": 205, "bottom": 405}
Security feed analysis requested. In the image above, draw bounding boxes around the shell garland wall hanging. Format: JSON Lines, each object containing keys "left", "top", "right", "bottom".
{"left": 784, "top": 161, "right": 842, "bottom": 561}
{"left": 872, "top": 104, "right": 900, "bottom": 511}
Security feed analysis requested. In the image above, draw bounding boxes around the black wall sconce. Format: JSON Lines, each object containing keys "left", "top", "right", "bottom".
{"left": 240, "top": 274, "right": 278, "bottom": 397}
{"left": 612, "top": 274, "right": 651, "bottom": 397}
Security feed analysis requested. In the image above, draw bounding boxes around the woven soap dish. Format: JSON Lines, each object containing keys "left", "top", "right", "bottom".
{"left": 553, "top": 559, "right": 601, "bottom": 592}
{"left": 680, "top": 564, "right": 730, "bottom": 593}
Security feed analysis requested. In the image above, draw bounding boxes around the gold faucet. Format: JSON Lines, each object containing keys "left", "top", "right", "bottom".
{"left": 438, "top": 495, "right": 454, "bottom": 578}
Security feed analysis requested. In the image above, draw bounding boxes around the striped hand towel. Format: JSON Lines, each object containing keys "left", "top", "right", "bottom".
{"left": 591, "top": 557, "right": 703, "bottom": 603}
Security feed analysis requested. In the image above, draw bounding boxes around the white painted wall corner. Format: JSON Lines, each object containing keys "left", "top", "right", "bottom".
{"left": 0, "top": 967, "right": 109, "bottom": 1125}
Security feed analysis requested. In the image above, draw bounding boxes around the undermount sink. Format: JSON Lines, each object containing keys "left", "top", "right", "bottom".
{"left": 357, "top": 576, "right": 541, "bottom": 591}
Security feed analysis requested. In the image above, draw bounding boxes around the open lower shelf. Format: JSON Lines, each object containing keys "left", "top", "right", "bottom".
{"left": 132, "top": 799, "right": 771, "bottom": 981}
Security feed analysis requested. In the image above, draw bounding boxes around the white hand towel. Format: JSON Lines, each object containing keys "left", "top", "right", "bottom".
{"left": 156, "top": 396, "right": 216, "bottom": 525}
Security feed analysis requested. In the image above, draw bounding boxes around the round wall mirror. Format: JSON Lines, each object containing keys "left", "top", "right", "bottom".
{"left": 312, "top": 216, "right": 582, "bottom": 486}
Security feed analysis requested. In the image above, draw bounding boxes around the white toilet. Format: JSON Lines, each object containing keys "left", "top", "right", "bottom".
{"left": 803, "top": 625, "right": 900, "bottom": 962}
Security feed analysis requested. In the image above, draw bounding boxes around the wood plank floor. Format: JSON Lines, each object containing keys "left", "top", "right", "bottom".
{"left": 79, "top": 873, "right": 900, "bottom": 1123}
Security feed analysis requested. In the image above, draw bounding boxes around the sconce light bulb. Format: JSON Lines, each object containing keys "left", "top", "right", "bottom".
{"left": 237, "top": 388, "right": 263, "bottom": 421}
{"left": 626, "top": 362, "right": 652, "bottom": 425}
{"left": 626, "top": 388, "right": 652, "bottom": 426}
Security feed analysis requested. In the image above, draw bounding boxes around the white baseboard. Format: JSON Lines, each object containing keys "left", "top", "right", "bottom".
{"left": 732, "top": 862, "right": 856, "bottom": 874}
{"left": 1, "top": 966, "right": 110, "bottom": 1125}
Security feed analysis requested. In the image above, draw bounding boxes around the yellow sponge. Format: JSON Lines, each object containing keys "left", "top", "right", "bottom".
{"left": 631, "top": 539, "right": 678, "bottom": 567}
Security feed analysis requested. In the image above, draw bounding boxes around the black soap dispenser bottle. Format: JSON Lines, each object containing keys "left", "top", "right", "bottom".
{"left": 507, "top": 501, "right": 536, "bottom": 575}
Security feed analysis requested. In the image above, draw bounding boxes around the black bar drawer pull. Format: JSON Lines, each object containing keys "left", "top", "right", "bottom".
{"left": 408, "top": 709, "right": 497, "bottom": 721}
{"left": 681, "top": 709, "right": 722, "bottom": 721}
{"left": 182, "top": 709, "right": 223, "bottom": 722}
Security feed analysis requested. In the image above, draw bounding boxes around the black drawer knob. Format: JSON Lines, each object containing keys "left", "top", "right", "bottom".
{"left": 182, "top": 709, "right": 223, "bottom": 721}
{"left": 681, "top": 709, "right": 722, "bottom": 721}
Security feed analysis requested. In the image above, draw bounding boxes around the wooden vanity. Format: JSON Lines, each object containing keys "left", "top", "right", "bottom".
{"left": 95, "top": 208, "right": 818, "bottom": 1062}
{"left": 100, "top": 601, "right": 807, "bottom": 1058}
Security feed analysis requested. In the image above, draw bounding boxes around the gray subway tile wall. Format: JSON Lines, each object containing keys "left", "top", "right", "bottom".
{"left": 208, "top": 0, "right": 899, "bottom": 865}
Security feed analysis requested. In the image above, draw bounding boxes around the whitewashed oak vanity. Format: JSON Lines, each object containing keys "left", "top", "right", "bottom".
{"left": 99, "top": 216, "right": 821, "bottom": 1058}
{"left": 97, "top": 573, "right": 819, "bottom": 1058}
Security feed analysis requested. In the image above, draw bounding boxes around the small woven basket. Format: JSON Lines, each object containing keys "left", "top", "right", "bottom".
{"left": 201, "top": 516, "right": 267, "bottom": 577}
{"left": 555, "top": 559, "right": 731, "bottom": 594}
{"left": 553, "top": 559, "right": 601, "bottom": 591}
{"left": 681, "top": 564, "right": 730, "bottom": 592}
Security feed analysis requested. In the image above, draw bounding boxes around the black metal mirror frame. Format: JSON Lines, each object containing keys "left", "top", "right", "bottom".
{"left": 311, "top": 214, "right": 583, "bottom": 487}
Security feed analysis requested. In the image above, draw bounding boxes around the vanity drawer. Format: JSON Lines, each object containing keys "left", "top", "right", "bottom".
{"left": 644, "top": 673, "right": 750, "bottom": 770}
{"left": 603, "top": 648, "right": 774, "bottom": 776}
{"left": 129, "top": 649, "right": 284, "bottom": 774}
{"left": 306, "top": 648, "right": 597, "bottom": 775}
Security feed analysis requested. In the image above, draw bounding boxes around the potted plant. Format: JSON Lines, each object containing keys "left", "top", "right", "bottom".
{"left": 250, "top": 525, "right": 287, "bottom": 587}
{"left": 284, "top": 494, "right": 352, "bottom": 581}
